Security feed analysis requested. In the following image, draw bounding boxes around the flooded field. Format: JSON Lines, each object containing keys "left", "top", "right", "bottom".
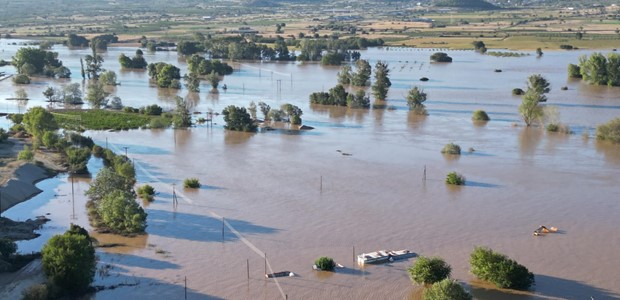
{"left": 1, "top": 39, "right": 620, "bottom": 299}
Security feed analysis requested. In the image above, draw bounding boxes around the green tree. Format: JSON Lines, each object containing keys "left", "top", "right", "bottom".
{"left": 372, "top": 61, "right": 391, "bottom": 101}
{"left": 470, "top": 246, "right": 534, "bottom": 290}
{"left": 526, "top": 74, "right": 550, "bottom": 102}
{"left": 472, "top": 110, "right": 490, "bottom": 121}
{"left": 0, "top": 239, "right": 17, "bottom": 259}
{"left": 281, "top": 103, "right": 303, "bottom": 125}
{"left": 23, "top": 107, "right": 58, "bottom": 141}
{"left": 149, "top": 63, "right": 181, "bottom": 88}
{"left": 606, "top": 53, "right": 620, "bottom": 87}
{"left": 328, "top": 84, "right": 348, "bottom": 106}
{"left": 579, "top": 53, "right": 608, "bottom": 85}
{"left": 222, "top": 105, "right": 257, "bottom": 132}
{"left": 86, "top": 167, "right": 134, "bottom": 202}
{"left": 248, "top": 101, "right": 257, "bottom": 120}
{"left": 337, "top": 65, "right": 352, "bottom": 85}
{"left": 430, "top": 52, "right": 453, "bottom": 62}
{"left": 42, "top": 131, "right": 59, "bottom": 150}
{"left": 347, "top": 90, "right": 370, "bottom": 109}
{"left": 258, "top": 102, "right": 271, "bottom": 120}
{"left": 84, "top": 46, "right": 104, "bottom": 80}
{"left": 119, "top": 53, "right": 132, "bottom": 69}
{"left": 314, "top": 257, "right": 336, "bottom": 271}
{"left": 184, "top": 73, "right": 201, "bottom": 92}
{"left": 172, "top": 96, "right": 192, "bottom": 128}
{"left": 43, "top": 86, "right": 55, "bottom": 102}
{"left": 66, "top": 147, "right": 91, "bottom": 174}
{"left": 97, "top": 190, "right": 147, "bottom": 234}
{"left": 86, "top": 82, "right": 109, "bottom": 108}
{"left": 424, "top": 279, "right": 472, "bottom": 300}
{"left": 12, "top": 47, "right": 63, "bottom": 76}
{"left": 408, "top": 256, "right": 452, "bottom": 285}
{"left": 12, "top": 74, "right": 31, "bottom": 84}
{"left": 519, "top": 89, "right": 544, "bottom": 126}
{"left": 568, "top": 64, "right": 581, "bottom": 78}
{"left": 18, "top": 146, "right": 34, "bottom": 161}
{"left": 407, "top": 86, "right": 427, "bottom": 114}
{"left": 472, "top": 41, "right": 487, "bottom": 53}
{"left": 446, "top": 172, "right": 465, "bottom": 185}
{"left": 596, "top": 118, "right": 620, "bottom": 144}
{"left": 536, "top": 48, "right": 543, "bottom": 57}
{"left": 205, "top": 70, "right": 221, "bottom": 91}
{"left": 41, "top": 227, "right": 96, "bottom": 294}
{"left": 61, "top": 83, "right": 83, "bottom": 104}
{"left": 99, "top": 70, "right": 117, "bottom": 86}
{"left": 351, "top": 59, "right": 371, "bottom": 86}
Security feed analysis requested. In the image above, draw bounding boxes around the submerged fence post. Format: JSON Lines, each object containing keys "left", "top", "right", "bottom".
{"left": 247, "top": 258, "right": 250, "bottom": 280}
{"left": 184, "top": 276, "right": 187, "bottom": 300}
{"left": 423, "top": 165, "right": 426, "bottom": 182}
{"left": 353, "top": 246, "right": 355, "bottom": 265}
{"left": 264, "top": 253, "right": 267, "bottom": 276}
{"left": 222, "top": 217, "right": 225, "bottom": 242}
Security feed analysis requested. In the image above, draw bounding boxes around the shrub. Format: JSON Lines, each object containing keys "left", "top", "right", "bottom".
{"left": 424, "top": 279, "right": 472, "bottom": 300}
{"left": 559, "top": 44, "right": 574, "bottom": 50}
{"left": 8, "top": 113, "right": 24, "bottom": 124}
{"left": 0, "top": 238, "right": 17, "bottom": 259}
{"left": 470, "top": 247, "right": 534, "bottom": 290}
{"left": 65, "top": 146, "right": 91, "bottom": 173}
{"left": 12, "top": 74, "right": 31, "bottom": 84}
{"left": 92, "top": 145, "right": 104, "bottom": 157}
{"left": 137, "top": 184, "right": 155, "bottom": 201}
{"left": 568, "top": 64, "right": 582, "bottom": 78}
{"left": 42, "top": 131, "right": 59, "bottom": 149}
{"left": 0, "top": 128, "right": 8, "bottom": 143}
{"left": 97, "top": 190, "right": 147, "bottom": 234}
{"left": 21, "top": 283, "right": 49, "bottom": 300}
{"left": 446, "top": 172, "right": 465, "bottom": 185}
{"left": 441, "top": 143, "right": 461, "bottom": 155}
{"left": 596, "top": 118, "right": 620, "bottom": 144}
{"left": 472, "top": 110, "right": 490, "bottom": 121}
{"left": 149, "top": 117, "right": 170, "bottom": 129}
{"left": 184, "top": 178, "right": 201, "bottom": 188}
{"left": 18, "top": 145, "right": 35, "bottom": 161}
{"left": 314, "top": 256, "right": 336, "bottom": 271}
{"left": 41, "top": 226, "right": 96, "bottom": 294}
{"left": 546, "top": 123, "right": 572, "bottom": 134}
{"left": 140, "top": 104, "right": 163, "bottom": 116}
{"left": 222, "top": 106, "right": 257, "bottom": 132}
{"left": 512, "top": 88, "right": 524, "bottom": 96}
{"left": 407, "top": 256, "right": 452, "bottom": 285}
{"left": 430, "top": 52, "right": 453, "bottom": 62}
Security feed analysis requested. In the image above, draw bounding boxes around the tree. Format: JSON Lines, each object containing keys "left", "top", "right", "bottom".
{"left": 119, "top": 53, "right": 133, "bottom": 69}
{"left": 222, "top": 105, "right": 257, "bottom": 132}
{"left": 446, "top": 172, "right": 465, "bottom": 185}
{"left": 606, "top": 53, "right": 620, "bottom": 87}
{"left": 407, "top": 86, "right": 427, "bottom": 114}
{"left": 86, "top": 82, "right": 109, "bottom": 108}
{"left": 109, "top": 96, "right": 123, "bottom": 110}
{"left": 519, "top": 89, "right": 544, "bottom": 126}
{"left": 42, "top": 131, "right": 59, "bottom": 150}
{"left": 470, "top": 246, "right": 534, "bottom": 290}
{"left": 372, "top": 61, "right": 391, "bottom": 101}
{"left": 258, "top": 102, "right": 271, "bottom": 120}
{"left": 472, "top": 41, "right": 487, "bottom": 53}
{"left": 424, "top": 279, "right": 472, "bottom": 300}
{"left": 206, "top": 70, "right": 221, "bottom": 91}
{"left": 430, "top": 52, "right": 453, "bottom": 62}
{"left": 567, "top": 64, "right": 581, "bottom": 78}
{"left": 338, "top": 65, "right": 352, "bottom": 85}
{"left": 347, "top": 90, "right": 370, "bottom": 109}
{"left": 184, "top": 73, "right": 200, "bottom": 92}
{"left": 536, "top": 48, "right": 543, "bottom": 57}
{"left": 41, "top": 227, "right": 96, "bottom": 294}
{"left": 328, "top": 84, "right": 348, "bottom": 106}
{"left": 65, "top": 146, "right": 91, "bottom": 173}
{"left": 84, "top": 46, "right": 103, "bottom": 80}
{"left": 351, "top": 59, "right": 371, "bottom": 86}
{"left": 86, "top": 167, "right": 134, "bottom": 202}
{"left": 0, "top": 239, "right": 17, "bottom": 259}
{"left": 23, "top": 107, "right": 58, "bottom": 141}
{"left": 314, "top": 257, "right": 335, "bottom": 271}
{"left": 43, "top": 86, "right": 55, "bottom": 102}
{"left": 596, "top": 118, "right": 620, "bottom": 144}
{"left": 172, "top": 96, "right": 192, "bottom": 128}
{"left": 281, "top": 103, "right": 303, "bottom": 125}
{"left": 248, "top": 101, "right": 257, "bottom": 120}
{"left": 472, "top": 110, "right": 490, "bottom": 121}
{"left": 579, "top": 53, "right": 608, "bottom": 85}
{"left": 99, "top": 70, "right": 117, "bottom": 86}
{"left": 61, "top": 83, "right": 83, "bottom": 104}
{"left": 12, "top": 47, "right": 63, "bottom": 76}
{"left": 408, "top": 256, "right": 452, "bottom": 285}
{"left": 148, "top": 62, "right": 182, "bottom": 88}
{"left": 97, "top": 190, "right": 147, "bottom": 234}
{"left": 526, "top": 74, "right": 550, "bottom": 102}
{"left": 12, "top": 74, "right": 31, "bottom": 84}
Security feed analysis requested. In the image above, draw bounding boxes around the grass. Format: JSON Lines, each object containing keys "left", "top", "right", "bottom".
{"left": 137, "top": 185, "right": 155, "bottom": 202}
{"left": 53, "top": 109, "right": 159, "bottom": 130}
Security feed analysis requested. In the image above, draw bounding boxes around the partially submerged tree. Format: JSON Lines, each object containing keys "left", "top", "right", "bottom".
{"left": 519, "top": 89, "right": 544, "bottom": 126}
{"left": 222, "top": 105, "right": 257, "bottom": 132}
{"left": 406, "top": 86, "right": 428, "bottom": 115}
{"left": 407, "top": 256, "right": 452, "bottom": 285}
{"left": 337, "top": 65, "right": 352, "bottom": 85}
{"left": 85, "top": 82, "right": 109, "bottom": 108}
{"left": 470, "top": 246, "right": 535, "bottom": 290}
{"left": 526, "top": 74, "right": 550, "bottom": 102}
{"left": 172, "top": 96, "right": 192, "bottom": 128}
{"left": 22, "top": 107, "right": 58, "bottom": 142}
{"left": 206, "top": 70, "right": 221, "bottom": 91}
{"left": 424, "top": 279, "right": 472, "bottom": 300}
{"left": 351, "top": 59, "right": 371, "bottom": 86}
{"left": 372, "top": 61, "right": 391, "bottom": 101}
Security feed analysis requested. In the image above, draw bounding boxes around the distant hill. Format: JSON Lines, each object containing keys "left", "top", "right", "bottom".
{"left": 432, "top": 0, "right": 500, "bottom": 10}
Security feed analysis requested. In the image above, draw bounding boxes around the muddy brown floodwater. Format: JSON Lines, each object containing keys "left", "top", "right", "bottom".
{"left": 1, "top": 39, "right": 620, "bottom": 299}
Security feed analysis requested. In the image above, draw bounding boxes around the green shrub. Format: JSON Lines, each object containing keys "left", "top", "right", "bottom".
{"left": 149, "top": 117, "right": 171, "bottom": 129}
{"left": 430, "top": 52, "right": 453, "bottom": 62}
{"left": 472, "top": 110, "right": 490, "bottom": 121}
{"left": 65, "top": 146, "right": 91, "bottom": 174}
{"left": 568, "top": 63, "right": 582, "bottom": 78}
{"left": 18, "top": 145, "right": 35, "bottom": 161}
{"left": 446, "top": 172, "right": 465, "bottom": 185}
{"left": 8, "top": 113, "right": 23, "bottom": 124}
{"left": 97, "top": 190, "right": 147, "bottom": 234}
{"left": 0, "top": 128, "right": 8, "bottom": 143}
{"left": 92, "top": 145, "right": 104, "bottom": 157}
{"left": 184, "top": 178, "right": 201, "bottom": 188}
{"left": 441, "top": 143, "right": 461, "bottom": 155}
{"left": 424, "top": 279, "right": 472, "bottom": 300}
{"left": 0, "top": 238, "right": 17, "bottom": 259}
{"left": 21, "top": 283, "right": 49, "bottom": 300}
{"left": 546, "top": 123, "right": 572, "bottom": 134}
{"left": 42, "top": 131, "right": 59, "bottom": 149}
{"left": 314, "top": 256, "right": 336, "bottom": 271}
{"left": 512, "top": 88, "right": 524, "bottom": 96}
{"left": 596, "top": 118, "right": 620, "bottom": 144}
{"left": 137, "top": 184, "right": 155, "bottom": 201}
{"left": 12, "top": 74, "right": 31, "bottom": 84}
{"left": 407, "top": 256, "right": 452, "bottom": 285}
{"left": 470, "top": 247, "right": 534, "bottom": 290}
{"left": 140, "top": 104, "right": 163, "bottom": 116}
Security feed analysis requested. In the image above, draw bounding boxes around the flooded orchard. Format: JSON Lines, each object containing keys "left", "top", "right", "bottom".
{"left": 1, "top": 39, "right": 619, "bottom": 299}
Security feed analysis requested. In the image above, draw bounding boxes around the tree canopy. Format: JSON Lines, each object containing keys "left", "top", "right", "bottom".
{"left": 470, "top": 246, "right": 535, "bottom": 290}
{"left": 408, "top": 256, "right": 452, "bottom": 285}
{"left": 222, "top": 105, "right": 257, "bottom": 132}
{"left": 424, "top": 279, "right": 472, "bottom": 300}
{"left": 148, "top": 62, "right": 181, "bottom": 88}
{"left": 22, "top": 107, "right": 58, "bottom": 141}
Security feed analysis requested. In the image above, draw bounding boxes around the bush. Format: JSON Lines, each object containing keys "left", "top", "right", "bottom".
{"left": 430, "top": 52, "right": 452, "bottom": 62}
{"left": 222, "top": 106, "right": 257, "bottom": 132}
{"left": 41, "top": 226, "right": 96, "bottom": 294}
{"left": 472, "top": 110, "right": 490, "bottom": 121}
{"left": 0, "top": 238, "right": 17, "bottom": 259}
{"left": 12, "top": 74, "right": 31, "bottom": 84}
{"left": 92, "top": 145, "right": 104, "bottom": 157}
{"left": 446, "top": 172, "right": 465, "bottom": 185}
{"left": 512, "top": 88, "right": 524, "bottom": 96}
{"left": 559, "top": 44, "right": 574, "bottom": 50}
{"left": 21, "top": 283, "right": 49, "bottom": 300}
{"left": 441, "top": 143, "right": 461, "bottom": 155}
{"left": 546, "top": 123, "right": 572, "bottom": 134}
{"left": 149, "top": 117, "right": 171, "bottom": 129}
{"left": 184, "top": 178, "right": 201, "bottom": 188}
{"left": 424, "top": 279, "right": 472, "bottom": 300}
{"left": 0, "top": 128, "right": 8, "bottom": 143}
{"left": 596, "top": 118, "right": 620, "bottom": 144}
{"left": 18, "top": 145, "right": 35, "bottom": 161}
{"left": 407, "top": 256, "right": 452, "bottom": 285}
{"left": 97, "top": 190, "right": 147, "bottom": 234}
{"left": 470, "top": 246, "right": 534, "bottom": 290}
{"left": 568, "top": 64, "right": 582, "bottom": 78}
{"left": 137, "top": 184, "right": 155, "bottom": 201}
{"left": 65, "top": 146, "right": 91, "bottom": 173}
{"left": 314, "top": 256, "right": 336, "bottom": 271}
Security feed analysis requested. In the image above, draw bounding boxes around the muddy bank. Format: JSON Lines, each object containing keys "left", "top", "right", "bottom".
{"left": 0, "top": 163, "right": 56, "bottom": 214}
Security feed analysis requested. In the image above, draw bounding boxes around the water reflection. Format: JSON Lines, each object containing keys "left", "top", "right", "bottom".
{"left": 595, "top": 141, "right": 620, "bottom": 166}
{"left": 518, "top": 127, "right": 544, "bottom": 157}
{"left": 407, "top": 112, "right": 427, "bottom": 130}
{"left": 223, "top": 130, "right": 254, "bottom": 145}
{"left": 309, "top": 104, "right": 347, "bottom": 120}
{"left": 206, "top": 91, "right": 220, "bottom": 104}
{"left": 92, "top": 232, "right": 149, "bottom": 254}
